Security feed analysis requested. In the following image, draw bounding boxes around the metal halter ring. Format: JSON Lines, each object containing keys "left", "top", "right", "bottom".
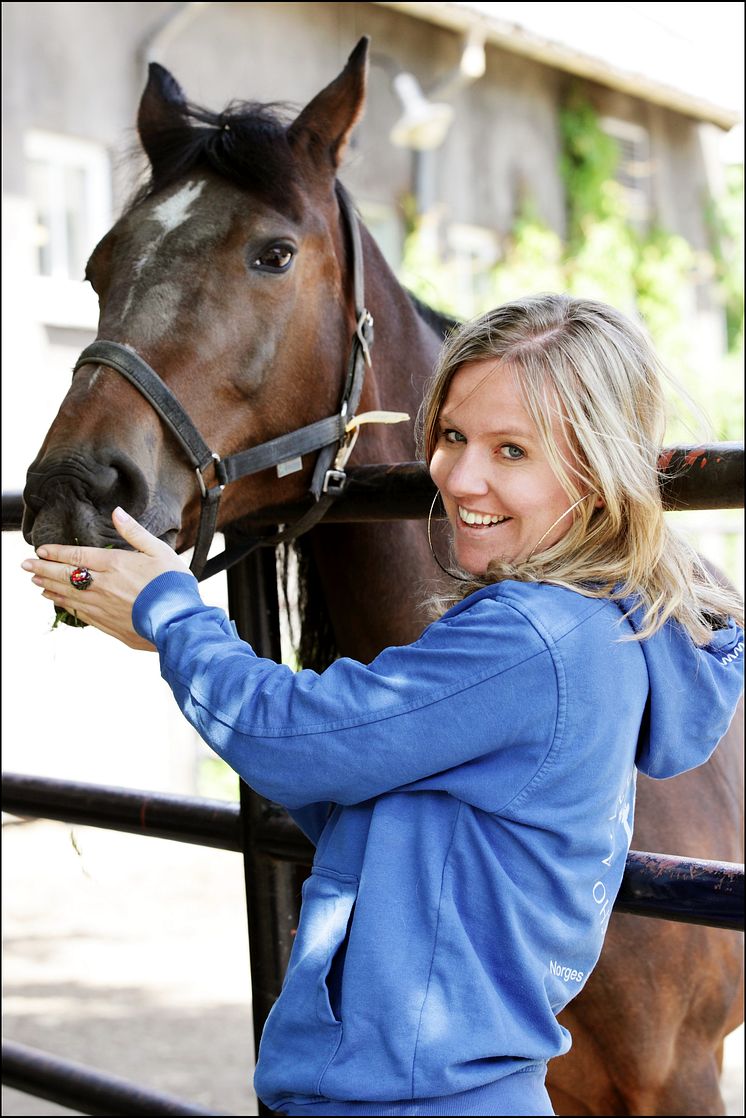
{"left": 69, "top": 566, "right": 94, "bottom": 591}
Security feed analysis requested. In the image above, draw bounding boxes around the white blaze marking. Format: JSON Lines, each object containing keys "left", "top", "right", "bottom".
{"left": 116, "top": 180, "right": 206, "bottom": 328}
{"left": 152, "top": 179, "right": 206, "bottom": 234}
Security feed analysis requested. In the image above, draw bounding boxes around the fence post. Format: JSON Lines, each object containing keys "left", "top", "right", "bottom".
{"left": 226, "top": 547, "right": 308, "bottom": 1118}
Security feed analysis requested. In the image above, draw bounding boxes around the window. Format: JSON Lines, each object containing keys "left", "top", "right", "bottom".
{"left": 600, "top": 117, "right": 653, "bottom": 229}
{"left": 25, "top": 130, "right": 111, "bottom": 282}
{"left": 24, "top": 131, "right": 111, "bottom": 328}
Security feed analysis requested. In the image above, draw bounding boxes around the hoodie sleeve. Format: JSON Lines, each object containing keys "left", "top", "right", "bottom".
{"left": 132, "top": 571, "right": 559, "bottom": 810}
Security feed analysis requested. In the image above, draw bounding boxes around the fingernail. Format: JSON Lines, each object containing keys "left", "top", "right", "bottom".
{"left": 113, "top": 506, "right": 130, "bottom": 521}
{"left": 36, "top": 548, "right": 48, "bottom": 559}
{"left": 21, "top": 560, "right": 34, "bottom": 571}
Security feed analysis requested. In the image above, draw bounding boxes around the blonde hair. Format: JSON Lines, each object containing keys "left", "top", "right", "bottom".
{"left": 418, "top": 294, "right": 743, "bottom": 643}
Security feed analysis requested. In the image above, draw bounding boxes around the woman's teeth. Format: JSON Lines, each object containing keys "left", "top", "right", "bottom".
{"left": 458, "top": 506, "right": 510, "bottom": 527}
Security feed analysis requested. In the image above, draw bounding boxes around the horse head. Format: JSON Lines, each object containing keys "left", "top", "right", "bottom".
{"left": 23, "top": 39, "right": 382, "bottom": 565}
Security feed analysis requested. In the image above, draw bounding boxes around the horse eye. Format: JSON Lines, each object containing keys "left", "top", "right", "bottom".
{"left": 253, "top": 243, "right": 295, "bottom": 272}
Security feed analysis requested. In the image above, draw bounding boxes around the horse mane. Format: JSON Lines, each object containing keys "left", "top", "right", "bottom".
{"left": 406, "top": 292, "right": 461, "bottom": 341}
{"left": 128, "top": 97, "right": 305, "bottom": 218}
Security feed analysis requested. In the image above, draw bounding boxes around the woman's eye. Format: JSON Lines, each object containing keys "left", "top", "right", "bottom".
{"left": 443, "top": 429, "right": 466, "bottom": 445}
{"left": 253, "top": 244, "right": 295, "bottom": 271}
{"left": 499, "top": 444, "right": 524, "bottom": 460}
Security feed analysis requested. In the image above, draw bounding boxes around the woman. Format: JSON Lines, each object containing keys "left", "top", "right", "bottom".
{"left": 23, "top": 295, "right": 743, "bottom": 1116}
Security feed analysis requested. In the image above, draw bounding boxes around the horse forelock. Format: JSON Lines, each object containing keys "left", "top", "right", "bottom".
{"left": 129, "top": 99, "right": 310, "bottom": 221}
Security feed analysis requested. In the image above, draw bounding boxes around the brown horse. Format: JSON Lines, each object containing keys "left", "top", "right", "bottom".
{"left": 22, "top": 39, "right": 742, "bottom": 1116}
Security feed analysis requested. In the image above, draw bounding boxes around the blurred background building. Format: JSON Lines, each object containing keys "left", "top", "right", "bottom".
{"left": 2, "top": 4, "right": 743, "bottom": 1113}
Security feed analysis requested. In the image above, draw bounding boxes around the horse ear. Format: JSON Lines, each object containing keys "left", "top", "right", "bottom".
{"left": 137, "top": 62, "right": 192, "bottom": 170}
{"left": 288, "top": 37, "right": 369, "bottom": 171}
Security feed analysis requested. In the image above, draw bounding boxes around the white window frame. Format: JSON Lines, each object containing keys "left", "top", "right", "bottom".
{"left": 24, "top": 130, "right": 112, "bottom": 328}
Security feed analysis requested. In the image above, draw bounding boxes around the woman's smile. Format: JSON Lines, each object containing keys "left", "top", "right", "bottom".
{"left": 457, "top": 506, "right": 512, "bottom": 527}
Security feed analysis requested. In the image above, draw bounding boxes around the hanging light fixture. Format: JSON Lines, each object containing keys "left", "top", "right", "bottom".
{"left": 388, "top": 30, "right": 486, "bottom": 151}
{"left": 389, "top": 72, "right": 454, "bottom": 151}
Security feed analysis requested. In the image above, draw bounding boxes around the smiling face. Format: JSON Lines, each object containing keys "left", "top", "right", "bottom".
{"left": 429, "top": 358, "right": 588, "bottom": 575}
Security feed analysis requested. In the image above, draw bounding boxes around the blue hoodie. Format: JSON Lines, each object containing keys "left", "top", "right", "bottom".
{"left": 133, "top": 573, "right": 743, "bottom": 1115}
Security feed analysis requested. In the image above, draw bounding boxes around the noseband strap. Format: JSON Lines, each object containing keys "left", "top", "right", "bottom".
{"left": 72, "top": 186, "right": 374, "bottom": 580}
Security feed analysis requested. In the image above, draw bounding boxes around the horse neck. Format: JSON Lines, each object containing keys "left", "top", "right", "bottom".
{"left": 302, "top": 218, "right": 449, "bottom": 664}
{"left": 354, "top": 222, "right": 445, "bottom": 459}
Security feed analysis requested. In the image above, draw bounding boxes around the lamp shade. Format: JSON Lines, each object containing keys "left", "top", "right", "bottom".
{"left": 389, "top": 72, "right": 454, "bottom": 150}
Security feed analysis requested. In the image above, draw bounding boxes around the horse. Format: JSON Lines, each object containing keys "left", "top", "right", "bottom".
{"left": 22, "top": 38, "right": 743, "bottom": 1117}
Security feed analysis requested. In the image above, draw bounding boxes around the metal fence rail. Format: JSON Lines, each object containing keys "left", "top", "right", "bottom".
{"left": 1, "top": 772, "right": 243, "bottom": 851}
{"left": 2, "top": 1040, "right": 229, "bottom": 1117}
{"left": 2, "top": 444, "right": 744, "bottom": 537}
{"left": 3, "top": 447, "right": 744, "bottom": 1116}
{"left": 2, "top": 773, "right": 743, "bottom": 931}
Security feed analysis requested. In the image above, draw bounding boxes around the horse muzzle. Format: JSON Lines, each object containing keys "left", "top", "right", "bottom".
{"left": 21, "top": 451, "right": 173, "bottom": 550}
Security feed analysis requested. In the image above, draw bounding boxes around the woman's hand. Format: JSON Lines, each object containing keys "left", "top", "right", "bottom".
{"left": 21, "top": 507, "right": 191, "bottom": 651}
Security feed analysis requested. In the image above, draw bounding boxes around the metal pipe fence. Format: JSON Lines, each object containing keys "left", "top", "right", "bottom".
{"left": 2, "top": 445, "right": 744, "bottom": 1115}
{"left": 2, "top": 773, "right": 742, "bottom": 931}
{"left": 2, "top": 1040, "right": 228, "bottom": 1117}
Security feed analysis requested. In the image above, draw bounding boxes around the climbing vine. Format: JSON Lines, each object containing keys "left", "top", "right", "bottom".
{"left": 397, "top": 92, "right": 743, "bottom": 443}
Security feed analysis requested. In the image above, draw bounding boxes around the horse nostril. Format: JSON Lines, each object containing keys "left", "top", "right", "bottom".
{"left": 92, "top": 451, "right": 150, "bottom": 516}
{"left": 87, "top": 464, "right": 119, "bottom": 499}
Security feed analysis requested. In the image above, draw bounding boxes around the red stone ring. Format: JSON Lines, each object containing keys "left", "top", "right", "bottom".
{"left": 69, "top": 566, "right": 94, "bottom": 591}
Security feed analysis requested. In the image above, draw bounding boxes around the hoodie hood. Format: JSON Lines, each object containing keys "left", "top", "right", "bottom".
{"left": 623, "top": 605, "right": 744, "bottom": 778}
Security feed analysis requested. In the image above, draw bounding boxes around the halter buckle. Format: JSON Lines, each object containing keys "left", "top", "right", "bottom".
{"left": 196, "top": 452, "right": 225, "bottom": 499}
{"left": 322, "top": 468, "right": 348, "bottom": 495}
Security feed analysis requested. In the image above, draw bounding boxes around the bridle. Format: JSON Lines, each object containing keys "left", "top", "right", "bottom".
{"left": 72, "top": 187, "right": 401, "bottom": 581}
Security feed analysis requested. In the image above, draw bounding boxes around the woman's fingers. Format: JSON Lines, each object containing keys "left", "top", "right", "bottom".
{"left": 25, "top": 558, "right": 95, "bottom": 586}
{"left": 21, "top": 509, "right": 189, "bottom": 653}
{"left": 27, "top": 542, "right": 110, "bottom": 571}
{"left": 111, "top": 506, "right": 169, "bottom": 557}
{"left": 23, "top": 508, "right": 168, "bottom": 574}
{"left": 21, "top": 508, "right": 179, "bottom": 583}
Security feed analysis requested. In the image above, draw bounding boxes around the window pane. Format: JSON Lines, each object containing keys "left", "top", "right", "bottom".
{"left": 27, "top": 159, "right": 54, "bottom": 277}
{"left": 24, "top": 131, "right": 111, "bottom": 283}
{"left": 64, "top": 163, "right": 89, "bottom": 280}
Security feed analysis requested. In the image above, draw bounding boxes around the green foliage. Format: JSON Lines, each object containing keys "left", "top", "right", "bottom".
{"left": 559, "top": 92, "right": 620, "bottom": 244}
{"left": 397, "top": 211, "right": 466, "bottom": 317}
{"left": 397, "top": 93, "right": 743, "bottom": 443}
{"left": 705, "top": 162, "right": 744, "bottom": 353}
{"left": 489, "top": 210, "right": 565, "bottom": 306}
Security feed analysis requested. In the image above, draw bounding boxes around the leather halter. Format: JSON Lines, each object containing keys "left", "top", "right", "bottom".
{"left": 72, "top": 187, "right": 374, "bottom": 582}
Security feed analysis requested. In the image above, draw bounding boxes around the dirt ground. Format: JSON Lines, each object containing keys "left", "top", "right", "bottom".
{"left": 2, "top": 817, "right": 743, "bottom": 1117}
{"left": 2, "top": 818, "right": 257, "bottom": 1116}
